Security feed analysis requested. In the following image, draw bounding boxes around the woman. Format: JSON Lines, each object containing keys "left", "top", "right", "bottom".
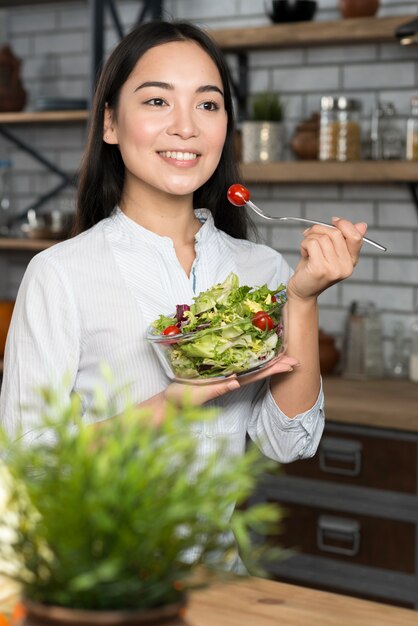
{"left": 0, "top": 21, "right": 366, "bottom": 461}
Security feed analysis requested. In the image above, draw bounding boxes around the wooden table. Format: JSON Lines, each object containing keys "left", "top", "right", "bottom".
{"left": 2, "top": 576, "right": 418, "bottom": 625}
{"left": 186, "top": 577, "right": 418, "bottom": 626}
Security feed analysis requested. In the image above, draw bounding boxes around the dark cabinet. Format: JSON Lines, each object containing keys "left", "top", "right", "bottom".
{"left": 257, "top": 379, "right": 418, "bottom": 609}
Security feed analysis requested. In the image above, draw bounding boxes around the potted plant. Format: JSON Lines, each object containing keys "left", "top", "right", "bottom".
{"left": 241, "top": 92, "right": 285, "bottom": 163}
{"left": 0, "top": 382, "right": 280, "bottom": 625}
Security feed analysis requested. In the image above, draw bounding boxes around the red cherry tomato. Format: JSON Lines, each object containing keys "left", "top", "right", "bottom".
{"left": 227, "top": 183, "right": 250, "bottom": 207}
{"left": 271, "top": 295, "right": 277, "bottom": 302}
{"left": 252, "top": 311, "right": 274, "bottom": 331}
{"left": 162, "top": 325, "right": 181, "bottom": 336}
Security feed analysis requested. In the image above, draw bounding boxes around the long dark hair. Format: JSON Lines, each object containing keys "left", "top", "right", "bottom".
{"left": 75, "top": 20, "right": 253, "bottom": 239}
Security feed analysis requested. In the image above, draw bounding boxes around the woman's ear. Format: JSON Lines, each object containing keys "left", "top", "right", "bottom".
{"left": 103, "top": 105, "right": 118, "bottom": 144}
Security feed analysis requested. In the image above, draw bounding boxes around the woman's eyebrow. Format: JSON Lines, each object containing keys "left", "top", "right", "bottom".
{"left": 134, "top": 81, "right": 224, "bottom": 97}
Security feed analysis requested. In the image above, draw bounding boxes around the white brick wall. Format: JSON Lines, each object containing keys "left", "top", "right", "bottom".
{"left": 1, "top": 0, "right": 418, "bottom": 367}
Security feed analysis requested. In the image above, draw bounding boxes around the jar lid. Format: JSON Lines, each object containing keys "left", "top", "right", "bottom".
{"left": 320, "top": 96, "right": 338, "bottom": 111}
{"left": 337, "top": 97, "right": 362, "bottom": 111}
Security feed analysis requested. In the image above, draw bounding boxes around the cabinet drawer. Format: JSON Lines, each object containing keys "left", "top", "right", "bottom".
{"left": 270, "top": 502, "right": 415, "bottom": 574}
{"left": 279, "top": 426, "right": 417, "bottom": 494}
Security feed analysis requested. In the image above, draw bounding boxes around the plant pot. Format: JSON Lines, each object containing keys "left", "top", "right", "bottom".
{"left": 241, "top": 121, "right": 284, "bottom": 163}
{"left": 339, "top": 0, "right": 379, "bottom": 19}
{"left": 22, "top": 598, "right": 186, "bottom": 626}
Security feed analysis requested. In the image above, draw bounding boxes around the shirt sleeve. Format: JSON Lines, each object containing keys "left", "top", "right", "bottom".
{"left": 245, "top": 250, "right": 324, "bottom": 463}
{"left": 0, "top": 253, "right": 80, "bottom": 444}
{"left": 247, "top": 379, "right": 325, "bottom": 463}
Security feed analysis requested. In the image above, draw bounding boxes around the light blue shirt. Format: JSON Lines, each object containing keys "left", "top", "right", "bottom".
{"left": 0, "top": 208, "right": 324, "bottom": 460}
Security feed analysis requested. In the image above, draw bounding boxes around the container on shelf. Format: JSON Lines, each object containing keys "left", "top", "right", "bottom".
{"left": 339, "top": 0, "right": 379, "bottom": 19}
{"left": 370, "top": 101, "right": 403, "bottom": 160}
{"left": 406, "top": 96, "right": 418, "bottom": 161}
{"left": 0, "top": 159, "right": 12, "bottom": 237}
{"left": 319, "top": 96, "right": 361, "bottom": 162}
{"left": 409, "top": 320, "right": 418, "bottom": 383}
{"left": 342, "top": 301, "right": 384, "bottom": 380}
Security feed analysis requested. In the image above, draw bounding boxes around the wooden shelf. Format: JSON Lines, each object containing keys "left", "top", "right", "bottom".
{"left": 0, "top": 359, "right": 3, "bottom": 374}
{"left": 0, "top": 238, "right": 60, "bottom": 251}
{"left": 241, "top": 161, "right": 418, "bottom": 184}
{"left": 211, "top": 15, "right": 414, "bottom": 51}
{"left": 0, "top": 110, "right": 89, "bottom": 124}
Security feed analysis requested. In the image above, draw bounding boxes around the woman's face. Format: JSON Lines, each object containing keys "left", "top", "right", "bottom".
{"left": 105, "top": 40, "right": 228, "bottom": 203}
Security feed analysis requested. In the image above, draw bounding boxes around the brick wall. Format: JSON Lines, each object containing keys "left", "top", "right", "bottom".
{"left": 1, "top": 0, "right": 418, "bottom": 367}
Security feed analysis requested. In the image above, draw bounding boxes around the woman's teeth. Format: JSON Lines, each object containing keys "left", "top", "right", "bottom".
{"left": 159, "top": 151, "right": 198, "bottom": 161}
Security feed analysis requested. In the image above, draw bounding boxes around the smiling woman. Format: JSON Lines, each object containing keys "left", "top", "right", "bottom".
{"left": 1, "top": 20, "right": 367, "bottom": 579}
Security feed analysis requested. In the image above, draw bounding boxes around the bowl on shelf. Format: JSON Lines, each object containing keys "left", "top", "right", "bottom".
{"left": 21, "top": 209, "right": 74, "bottom": 240}
{"left": 266, "top": 0, "right": 317, "bottom": 23}
{"left": 147, "top": 304, "right": 286, "bottom": 384}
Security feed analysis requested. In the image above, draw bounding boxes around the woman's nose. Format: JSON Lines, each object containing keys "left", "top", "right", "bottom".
{"left": 166, "top": 106, "right": 199, "bottom": 139}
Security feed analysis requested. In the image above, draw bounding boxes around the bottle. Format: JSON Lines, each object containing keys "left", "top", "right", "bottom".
{"left": 0, "top": 159, "right": 12, "bottom": 236}
{"left": 406, "top": 96, "right": 418, "bottom": 161}
{"left": 387, "top": 321, "right": 408, "bottom": 379}
{"left": 379, "top": 102, "right": 403, "bottom": 160}
{"left": 409, "top": 320, "right": 418, "bottom": 383}
{"left": 342, "top": 301, "right": 384, "bottom": 379}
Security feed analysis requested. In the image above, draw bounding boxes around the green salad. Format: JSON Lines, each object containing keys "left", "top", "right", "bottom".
{"left": 149, "top": 272, "right": 287, "bottom": 380}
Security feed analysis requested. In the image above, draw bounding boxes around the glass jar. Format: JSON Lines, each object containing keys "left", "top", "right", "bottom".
{"left": 336, "top": 96, "right": 361, "bottom": 161}
{"left": 406, "top": 96, "right": 418, "bottom": 161}
{"left": 319, "top": 96, "right": 338, "bottom": 161}
{"left": 319, "top": 96, "right": 361, "bottom": 162}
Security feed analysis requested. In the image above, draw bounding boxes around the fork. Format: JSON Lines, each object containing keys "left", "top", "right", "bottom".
{"left": 227, "top": 184, "right": 387, "bottom": 252}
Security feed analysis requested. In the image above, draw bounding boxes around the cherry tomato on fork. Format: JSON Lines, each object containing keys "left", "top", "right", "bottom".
{"left": 252, "top": 311, "right": 274, "bottom": 331}
{"left": 227, "top": 183, "right": 250, "bottom": 207}
{"left": 162, "top": 325, "right": 181, "bottom": 336}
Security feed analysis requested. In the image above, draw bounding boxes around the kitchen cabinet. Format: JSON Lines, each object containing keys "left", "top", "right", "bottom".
{"left": 257, "top": 377, "right": 418, "bottom": 609}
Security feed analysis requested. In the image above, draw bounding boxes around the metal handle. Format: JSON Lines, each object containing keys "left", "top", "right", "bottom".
{"left": 319, "top": 436, "right": 363, "bottom": 477}
{"left": 317, "top": 515, "right": 361, "bottom": 557}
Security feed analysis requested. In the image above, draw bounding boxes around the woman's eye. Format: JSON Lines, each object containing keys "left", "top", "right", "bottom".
{"left": 197, "top": 101, "right": 220, "bottom": 112}
{"left": 144, "top": 98, "right": 167, "bottom": 107}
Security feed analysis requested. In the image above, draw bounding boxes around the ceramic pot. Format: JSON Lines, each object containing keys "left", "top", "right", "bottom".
{"left": 0, "top": 44, "right": 26, "bottom": 112}
{"left": 241, "top": 121, "right": 284, "bottom": 163}
{"left": 290, "top": 112, "right": 319, "bottom": 160}
{"left": 0, "top": 300, "right": 14, "bottom": 357}
{"left": 319, "top": 329, "right": 340, "bottom": 376}
{"left": 339, "top": 0, "right": 379, "bottom": 19}
{"left": 22, "top": 598, "right": 186, "bottom": 626}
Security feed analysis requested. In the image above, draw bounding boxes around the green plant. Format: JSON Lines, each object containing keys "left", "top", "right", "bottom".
{"left": 249, "top": 92, "right": 284, "bottom": 122}
{"left": 0, "top": 383, "right": 281, "bottom": 611}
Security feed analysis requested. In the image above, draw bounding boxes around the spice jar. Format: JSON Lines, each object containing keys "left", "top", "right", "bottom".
{"left": 406, "top": 96, "right": 418, "bottom": 161}
{"left": 319, "top": 96, "right": 361, "bottom": 162}
{"left": 336, "top": 96, "right": 361, "bottom": 161}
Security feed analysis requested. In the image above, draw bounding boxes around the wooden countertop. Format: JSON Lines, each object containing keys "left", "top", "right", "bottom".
{"left": 323, "top": 377, "right": 418, "bottom": 433}
{"left": 187, "top": 577, "right": 417, "bottom": 625}
{"left": 2, "top": 576, "right": 417, "bottom": 625}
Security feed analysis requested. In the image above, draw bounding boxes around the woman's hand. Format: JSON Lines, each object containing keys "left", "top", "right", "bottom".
{"left": 164, "top": 354, "right": 299, "bottom": 407}
{"left": 287, "top": 217, "right": 367, "bottom": 302}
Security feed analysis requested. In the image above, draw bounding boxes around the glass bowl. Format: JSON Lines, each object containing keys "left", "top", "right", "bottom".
{"left": 147, "top": 304, "right": 286, "bottom": 385}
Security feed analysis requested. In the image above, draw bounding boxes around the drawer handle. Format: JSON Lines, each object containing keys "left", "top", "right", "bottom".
{"left": 319, "top": 436, "right": 362, "bottom": 477}
{"left": 317, "top": 515, "right": 361, "bottom": 557}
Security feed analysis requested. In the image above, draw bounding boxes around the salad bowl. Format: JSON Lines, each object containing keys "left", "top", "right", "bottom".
{"left": 147, "top": 273, "right": 287, "bottom": 384}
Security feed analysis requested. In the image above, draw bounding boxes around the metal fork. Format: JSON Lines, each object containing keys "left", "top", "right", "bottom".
{"left": 245, "top": 199, "right": 387, "bottom": 252}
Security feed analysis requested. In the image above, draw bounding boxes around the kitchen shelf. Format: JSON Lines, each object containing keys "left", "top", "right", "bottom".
{"left": 0, "top": 110, "right": 89, "bottom": 124}
{"left": 0, "top": 238, "right": 60, "bottom": 251}
{"left": 241, "top": 161, "right": 418, "bottom": 184}
{"left": 211, "top": 15, "right": 414, "bottom": 51}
